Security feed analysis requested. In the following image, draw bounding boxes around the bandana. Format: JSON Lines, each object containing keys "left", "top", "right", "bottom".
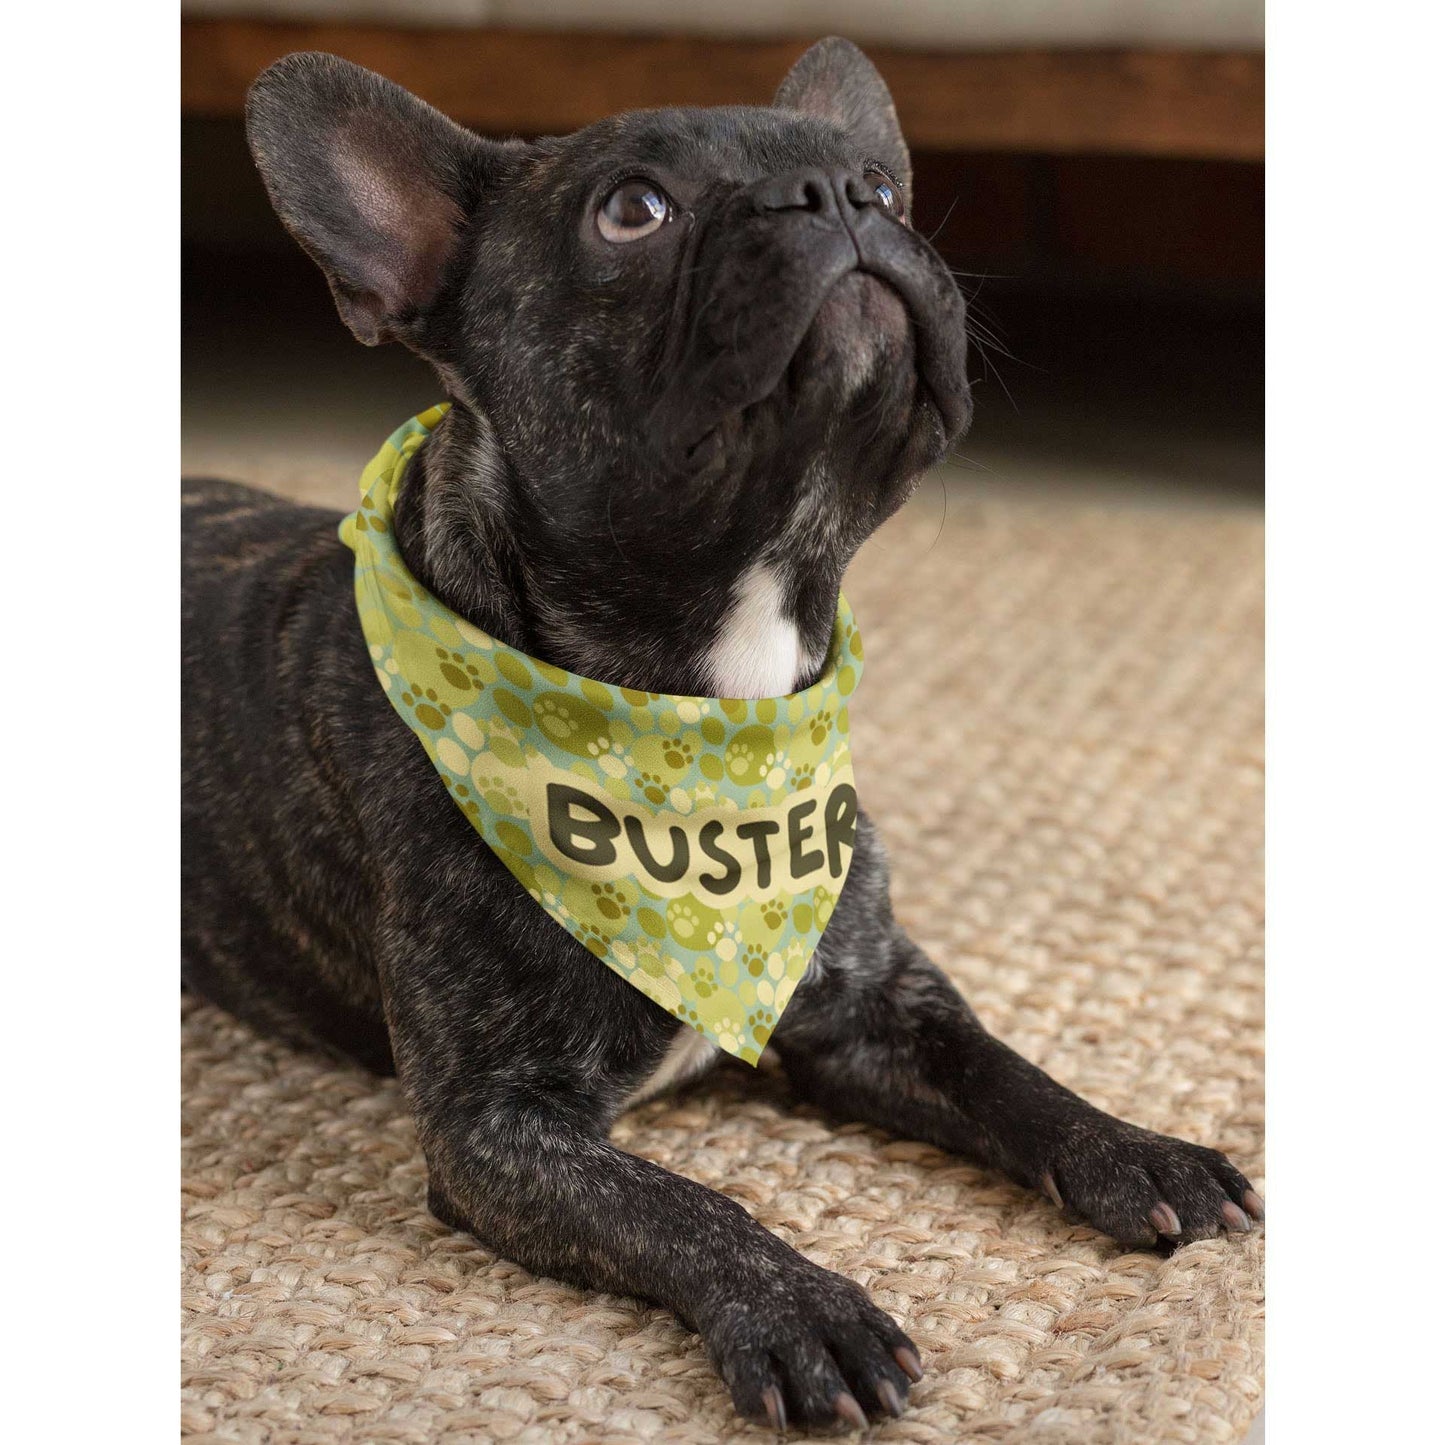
{"left": 340, "top": 407, "right": 863, "bottom": 1063}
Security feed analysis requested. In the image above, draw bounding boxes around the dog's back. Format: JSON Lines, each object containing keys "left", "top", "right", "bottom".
{"left": 182, "top": 479, "right": 395, "bottom": 1071}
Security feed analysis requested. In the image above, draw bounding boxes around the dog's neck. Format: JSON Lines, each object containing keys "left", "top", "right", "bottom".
{"left": 392, "top": 405, "right": 843, "bottom": 699}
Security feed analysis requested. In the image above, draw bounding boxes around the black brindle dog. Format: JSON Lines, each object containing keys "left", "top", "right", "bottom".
{"left": 182, "top": 40, "right": 1262, "bottom": 1431}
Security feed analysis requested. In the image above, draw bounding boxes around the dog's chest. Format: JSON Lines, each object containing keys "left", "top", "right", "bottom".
{"left": 706, "top": 562, "right": 804, "bottom": 697}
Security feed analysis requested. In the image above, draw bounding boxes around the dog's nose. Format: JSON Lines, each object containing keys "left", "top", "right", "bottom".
{"left": 752, "top": 168, "right": 872, "bottom": 221}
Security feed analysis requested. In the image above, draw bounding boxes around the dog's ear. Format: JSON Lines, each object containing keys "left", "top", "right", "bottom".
{"left": 773, "top": 37, "right": 911, "bottom": 201}
{"left": 246, "top": 52, "right": 497, "bottom": 346}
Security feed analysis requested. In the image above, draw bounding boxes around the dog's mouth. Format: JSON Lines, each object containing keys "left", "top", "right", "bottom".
{"left": 793, "top": 268, "right": 964, "bottom": 435}
{"left": 849, "top": 235, "right": 972, "bottom": 438}
{"left": 793, "top": 271, "right": 912, "bottom": 389}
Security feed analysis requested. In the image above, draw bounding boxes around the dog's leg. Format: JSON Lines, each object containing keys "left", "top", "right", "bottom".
{"left": 419, "top": 1116, "right": 919, "bottom": 1427}
{"left": 380, "top": 956, "right": 919, "bottom": 1428}
{"left": 771, "top": 823, "right": 1264, "bottom": 1247}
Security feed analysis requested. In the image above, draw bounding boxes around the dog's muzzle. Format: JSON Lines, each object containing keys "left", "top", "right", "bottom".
{"left": 648, "top": 166, "right": 972, "bottom": 468}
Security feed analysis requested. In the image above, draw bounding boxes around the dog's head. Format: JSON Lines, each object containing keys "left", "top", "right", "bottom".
{"left": 247, "top": 43, "right": 971, "bottom": 689}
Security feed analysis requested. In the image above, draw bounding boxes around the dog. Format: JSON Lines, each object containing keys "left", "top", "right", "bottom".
{"left": 182, "top": 40, "right": 1262, "bottom": 1431}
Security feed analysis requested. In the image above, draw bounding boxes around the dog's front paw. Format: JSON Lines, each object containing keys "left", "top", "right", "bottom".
{"left": 1039, "top": 1114, "right": 1264, "bottom": 1248}
{"left": 700, "top": 1261, "right": 921, "bottom": 1431}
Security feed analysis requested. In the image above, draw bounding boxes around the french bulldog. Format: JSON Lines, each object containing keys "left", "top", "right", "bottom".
{"left": 182, "top": 40, "right": 1262, "bottom": 1431}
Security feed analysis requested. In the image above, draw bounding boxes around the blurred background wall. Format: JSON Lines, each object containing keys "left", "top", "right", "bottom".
{"left": 181, "top": 1, "right": 1263, "bottom": 508}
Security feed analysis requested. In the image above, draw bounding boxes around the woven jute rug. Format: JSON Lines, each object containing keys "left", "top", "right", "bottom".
{"left": 182, "top": 472, "right": 1264, "bottom": 1444}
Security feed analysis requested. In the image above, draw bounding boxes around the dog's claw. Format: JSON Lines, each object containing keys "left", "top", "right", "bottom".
{"left": 893, "top": 1344, "right": 924, "bottom": 1382}
{"left": 1221, "top": 1200, "right": 1252, "bottom": 1233}
{"left": 1042, "top": 1171, "right": 1064, "bottom": 1209}
{"left": 835, "top": 1392, "right": 868, "bottom": 1430}
{"left": 1150, "top": 1202, "right": 1182, "bottom": 1237}
{"left": 761, "top": 1385, "right": 787, "bottom": 1433}
{"left": 876, "top": 1379, "right": 905, "bottom": 1417}
{"left": 1242, "top": 1188, "right": 1266, "bottom": 1222}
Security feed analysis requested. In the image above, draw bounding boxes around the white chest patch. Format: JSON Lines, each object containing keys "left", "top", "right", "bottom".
{"left": 707, "top": 562, "right": 803, "bottom": 699}
{"left": 620, "top": 1028, "right": 721, "bottom": 1110}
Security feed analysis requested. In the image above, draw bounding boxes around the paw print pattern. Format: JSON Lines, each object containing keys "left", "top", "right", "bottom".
{"left": 669, "top": 900, "right": 702, "bottom": 941}
{"left": 474, "top": 777, "right": 524, "bottom": 817}
{"left": 390, "top": 627, "right": 487, "bottom": 713}
{"left": 590, "top": 882, "right": 632, "bottom": 922}
{"left": 573, "top": 920, "right": 610, "bottom": 958}
{"left": 665, "top": 897, "right": 727, "bottom": 952}
{"left": 432, "top": 644, "right": 487, "bottom": 697}
{"left": 762, "top": 749, "right": 790, "bottom": 790}
{"left": 533, "top": 692, "right": 612, "bottom": 759}
{"left": 662, "top": 738, "right": 696, "bottom": 771}
{"left": 635, "top": 769, "right": 669, "bottom": 806}
{"left": 723, "top": 725, "right": 775, "bottom": 784}
{"left": 787, "top": 707, "right": 837, "bottom": 766}
{"left": 812, "top": 887, "right": 836, "bottom": 927}
{"left": 630, "top": 732, "right": 697, "bottom": 781}
{"left": 399, "top": 683, "right": 451, "bottom": 731}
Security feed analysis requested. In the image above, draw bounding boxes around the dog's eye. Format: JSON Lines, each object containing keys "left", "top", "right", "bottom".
{"left": 864, "top": 169, "right": 906, "bottom": 222}
{"left": 597, "top": 179, "right": 673, "bottom": 243}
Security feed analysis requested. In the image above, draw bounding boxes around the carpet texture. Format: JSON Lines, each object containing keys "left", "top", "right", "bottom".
{"left": 182, "top": 478, "right": 1264, "bottom": 1443}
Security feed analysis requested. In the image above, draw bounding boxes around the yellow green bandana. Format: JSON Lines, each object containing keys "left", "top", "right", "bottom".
{"left": 340, "top": 407, "right": 864, "bottom": 1063}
